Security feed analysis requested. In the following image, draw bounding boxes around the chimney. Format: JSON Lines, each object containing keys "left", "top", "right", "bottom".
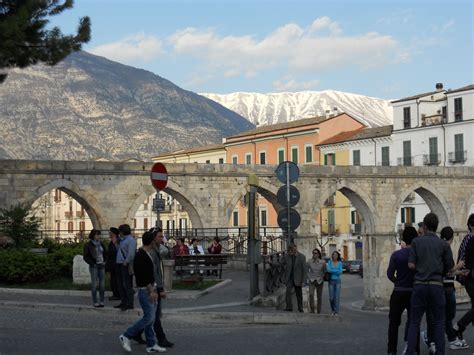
{"left": 325, "top": 109, "right": 331, "bottom": 118}
{"left": 435, "top": 83, "right": 444, "bottom": 91}
{"left": 333, "top": 107, "right": 338, "bottom": 115}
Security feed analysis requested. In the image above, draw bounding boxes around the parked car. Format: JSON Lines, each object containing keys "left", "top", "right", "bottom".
{"left": 342, "top": 260, "right": 352, "bottom": 273}
{"left": 349, "top": 260, "right": 362, "bottom": 274}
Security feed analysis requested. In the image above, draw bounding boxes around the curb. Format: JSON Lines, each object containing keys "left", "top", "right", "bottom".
{"left": 0, "top": 279, "right": 231, "bottom": 300}
{"left": 0, "top": 300, "right": 346, "bottom": 324}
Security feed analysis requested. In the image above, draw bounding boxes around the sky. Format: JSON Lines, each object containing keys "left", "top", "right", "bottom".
{"left": 50, "top": 0, "right": 473, "bottom": 99}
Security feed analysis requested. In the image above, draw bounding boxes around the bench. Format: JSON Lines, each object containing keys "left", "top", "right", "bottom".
{"left": 174, "top": 254, "right": 228, "bottom": 279}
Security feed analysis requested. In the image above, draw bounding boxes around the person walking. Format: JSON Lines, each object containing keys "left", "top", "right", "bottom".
{"left": 386, "top": 226, "right": 418, "bottom": 355}
{"left": 422, "top": 226, "right": 469, "bottom": 351}
{"left": 83, "top": 229, "right": 106, "bottom": 308}
{"left": 454, "top": 214, "right": 474, "bottom": 343}
{"left": 106, "top": 227, "right": 120, "bottom": 301}
{"left": 307, "top": 248, "right": 326, "bottom": 314}
{"left": 326, "top": 251, "right": 343, "bottom": 315}
{"left": 115, "top": 224, "right": 136, "bottom": 311}
{"left": 119, "top": 231, "right": 166, "bottom": 353}
{"left": 284, "top": 243, "right": 307, "bottom": 313}
{"left": 405, "top": 213, "right": 455, "bottom": 355}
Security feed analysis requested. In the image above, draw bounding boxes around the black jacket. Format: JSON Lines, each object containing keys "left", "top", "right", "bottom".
{"left": 134, "top": 248, "right": 155, "bottom": 288}
{"left": 105, "top": 241, "right": 118, "bottom": 271}
{"left": 83, "top": 241, "right": 107, "bottom": 266}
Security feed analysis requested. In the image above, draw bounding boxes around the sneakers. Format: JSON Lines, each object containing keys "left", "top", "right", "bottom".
{"left": 428, "top": 342, "right": 436, "bottom": 354}
{"left": 421, "top": 330, "right": 430, "bottom": 348}
{"left": 401, "top": 341, "right": 408, "bottom": 354}
{"left": 119, "top": 334, "right": 131, "bottom": 352}
{"left": 449, "top": 337, "right": 469, "bottom": 350}
{"left": 146, "top": 344, "right": 166, "bottom": 353}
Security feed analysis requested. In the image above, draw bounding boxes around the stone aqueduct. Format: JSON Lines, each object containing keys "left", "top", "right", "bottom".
{"left": 1, "top": 159, "right": 473, "bottom": 308}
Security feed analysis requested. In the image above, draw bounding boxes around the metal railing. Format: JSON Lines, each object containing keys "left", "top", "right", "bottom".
{"left": 423, "top": 153, "right": 441, "bottom": 166}
{"left": 37, "top": 226, "right": 286, "bottom": 256}
{"left": 448, "top": 150, "right": 467, "bottom": 164}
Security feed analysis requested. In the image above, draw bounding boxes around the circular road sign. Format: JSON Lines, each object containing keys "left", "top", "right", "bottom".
{"left": 277, "top": 185, "right": 300, "bottom": 207}
{"left": 275, "top": 161, "right": 300, "bottom": 184}
{"left": 277, "top": 208, "right": 301, "bottom": 231}
{"left": 151, "top": 162, "right": 168, "bottom": 190}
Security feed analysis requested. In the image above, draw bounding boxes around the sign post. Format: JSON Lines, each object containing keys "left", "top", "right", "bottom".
{"left": 150, "top": 162, "right": 168, "bottom": 229}
{"left": 275, "top": 161, "right": 300, "bottom": 246}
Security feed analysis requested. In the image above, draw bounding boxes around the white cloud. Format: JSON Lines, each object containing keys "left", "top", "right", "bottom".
{"left": 273, "top": 77, "right": 320, "bottom": 92}
{"left": 168, "top": 16, "right": 407, "bottom": 79}
{"left": 90, "top": 33, "right": 164, "bottom": 63}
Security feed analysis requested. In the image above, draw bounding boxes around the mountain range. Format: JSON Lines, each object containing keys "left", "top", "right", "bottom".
{"left": 200, "top": 90, "right": 393, "bottom": 127}
{"left": 0, "top": 51, "right": 254, "bottom": 161}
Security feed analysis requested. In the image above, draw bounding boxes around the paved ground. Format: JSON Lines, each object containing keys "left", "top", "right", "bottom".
{"left": 0, "top": 271, "right": 473, "bottom": 354}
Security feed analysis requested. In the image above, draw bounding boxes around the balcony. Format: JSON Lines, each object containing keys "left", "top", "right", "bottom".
{"left": 448, "top": 150, "right": 467, "bottom": 164}
{"left": 397, "top": 157, "right": 414, "bottom": 166}
{"left": 454, "top": 111, "right": 463, "bottom": 122}
{"left": 321, "top": 224, "right": 340, "bottom": 236}
{"left": 64, "top": 211, "right": 73, "bottom": 219}
{"left": 421, "top": 114, "right": 446, "bottom": 127}
{"left": 325, "top": 195, "right": 336, "bottom": 206}
{"left": 423, "top": 153, "right": 441, "bottom": 166}
{"left": 76, "top": 210, "right": 85, "bottom": 218}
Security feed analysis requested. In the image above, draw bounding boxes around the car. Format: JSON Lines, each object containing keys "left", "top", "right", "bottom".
{"left": 349, "top": 260, "right": 362, "bottom": 274}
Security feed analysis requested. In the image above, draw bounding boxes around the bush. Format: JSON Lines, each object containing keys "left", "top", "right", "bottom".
{"left": 0, "top": 241, "right": 86, "bottom": 284}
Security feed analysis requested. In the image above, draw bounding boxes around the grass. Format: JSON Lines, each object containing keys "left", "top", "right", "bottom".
{"left": 172, "top": 279, "right": 221, "bottom": 291}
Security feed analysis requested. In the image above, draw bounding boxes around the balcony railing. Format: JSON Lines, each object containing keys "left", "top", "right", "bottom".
{"left": 350, "top": 224, "right": 362, "bottom": 235}
{"left": 397, "top": 157, "right": 414, "bottom": 166}
{"left": 64, "top": 211, "right": 73, "bottom": 219}
{"left": 448, "top": 150, "right": 467, "bottom": 164}
{"left": 76, "top": 210, "right": 85, "bottom": 218}
{"left": 423, "top": 153, "right": 441, "bottom": 166}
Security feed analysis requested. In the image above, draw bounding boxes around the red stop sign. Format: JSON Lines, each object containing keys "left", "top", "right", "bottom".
{"left": 151, "top": 162, "right": 168, "bottom": 190}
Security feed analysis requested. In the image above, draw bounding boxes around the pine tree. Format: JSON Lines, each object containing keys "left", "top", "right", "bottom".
{"left": 0, "top": 0, "right": 91, "bottom": 83}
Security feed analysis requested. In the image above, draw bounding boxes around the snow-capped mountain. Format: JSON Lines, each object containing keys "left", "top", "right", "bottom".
{"left": 200, "top": 90, "right": 393, "bottom": 127}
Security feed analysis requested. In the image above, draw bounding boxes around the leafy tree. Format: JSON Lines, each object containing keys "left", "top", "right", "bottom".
{"left": 0, "top": 204, "right": 41, "bottom": 248}
{"left": 0, "top": 0, "right": 91, "bottom": 83}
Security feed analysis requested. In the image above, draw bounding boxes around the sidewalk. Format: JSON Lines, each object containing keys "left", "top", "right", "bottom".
{"left": 0, "top": 269, "right": 343, "bottom": 324}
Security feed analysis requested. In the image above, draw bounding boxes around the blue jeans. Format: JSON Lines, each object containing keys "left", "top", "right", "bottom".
{"left": 406, "top": 284, "right": 446, "bottom": 355}
{"left": 328, "top": 279, "right": 341, "bottom": 313}
{"left": 124, "top": 289, "right": 157, "bottom": 347}
{"left": 89, "top": 265, "right": 105, "bottom": 304}
{"left": 426, "top": 286, "right": 457, "bottom": 343}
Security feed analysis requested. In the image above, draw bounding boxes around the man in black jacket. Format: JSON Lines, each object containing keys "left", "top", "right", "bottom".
{"left": 119, "top": 232, "right": 166, "bottom": 353}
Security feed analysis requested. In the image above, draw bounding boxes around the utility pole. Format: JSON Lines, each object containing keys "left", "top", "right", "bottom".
{"left": 247, "top": 174, "right": 260, "bottom": 299}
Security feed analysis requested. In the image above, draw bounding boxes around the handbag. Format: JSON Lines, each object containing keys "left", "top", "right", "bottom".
{"left": 323, "top": 272, "right": 331, "bottom": 282}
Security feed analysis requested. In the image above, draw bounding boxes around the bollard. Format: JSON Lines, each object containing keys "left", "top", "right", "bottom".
{"left": 163, "top": 259, "right": 175, "bottom": 291}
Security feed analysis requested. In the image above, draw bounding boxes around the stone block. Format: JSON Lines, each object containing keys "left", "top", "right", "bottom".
{"left": 73, "top": 255, "right": 90, "bottom": 285}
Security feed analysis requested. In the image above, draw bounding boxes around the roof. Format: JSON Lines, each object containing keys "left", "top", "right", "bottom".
{"left": 391, "top": 90, "right": 444, "bottom": 103}
{"left": 447, "top": 84, "right": 474, "bottom": 94}
{"left": 152, "top": 143, "right": 225, "bottom": 159}
{"left": 225, "top": 113, "right": 356, "bottom": 140}
{"left": 317, "top": 125, "right": 393, "bottom": 146}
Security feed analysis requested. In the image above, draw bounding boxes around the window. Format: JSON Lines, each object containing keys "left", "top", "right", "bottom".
{"left": 144, "top": 218, "right": 148, "bottom": 230}
{"left": 259, "top": 151, "right": 266, "bottom": 165}
{"left": 403, "top": 141, "right": 412, "bottom": 166}
{"left": 401, "top": 207, "right": 415, "bottom": 224}
{"left": 381, "top": 146, "right": 390, "bottom": 166}
{"left": 454, "top": 98, "right": 463, "bottom": 121}
{"left": 69, "top": 201, "right": 73, "bottom": 213}
{"left": 305, "top": 145, "right": 313, "bottom": 163}
{"left": 79, "top": 221, "right": 85, "bottom": 231}
{"left": 324, "top": 153, "right": 336, "bottom": 166}
{"left": 232, "top": 155, "right": 238, "bottom": 164}
{"left": 260, "top": 209, "right": 267, "bottom": 227}
{"left": 429, "top": 137, "right": 438, "bottom": 165}
{"left": 351, "top": 210, "right": 360, "bottom": 225}
{"left": 442, "top": 106, "right": 447, "bottom": 122}
{"left": 328, "top": 209, "right": 336, "bottom": 233}
{"left": 455, "top": 134, "right": 464, "bottom": 162}
{"left": 233, "top": 210, "right": 239, "bottom": 227}
{"left": 205, "top": 160, "right": 210, "bottom": 164}
{"left": 54, "top": 189, "right": 61, "bottom": 202}
{"left": 277, "top": 149, "right": 285, "bottom": 164}
{"left": 219, "top": 158, "right": 224, "bottom": 164}
{"left": 353, "top": 150, "right": 361, "bottom": 166}
{"left": 245, "top": 153, "right": 252, "bottom": 165}
{"left": 291, "top": 147, "right": 298, "bottom": 164}
{"left": 67, "top": 221, "right": 73, "bottom": 233}
{"left": 179, "top": 218, "right": 187, "bottom": 230}
{"left": 133, "top": 218, "right": 137, "bottom": 229}
{"left": 403, "top": 107, "right": 411, "bottom": 128}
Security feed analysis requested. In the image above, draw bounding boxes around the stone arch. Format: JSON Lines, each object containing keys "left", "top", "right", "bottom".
{"left": 225, "top": 178, "right": 279, "bottom": 223}
{"left": 392, "top": 182, "right": 451, "bottom": 228}
{"left": 316, "top": 180, "right": 377, "bottom": 234}
{"left": 27, "top": 178, "right": 104, "bottom": 229}
{"left": 126, "top": 180, "right": 204, "bottom": 229}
